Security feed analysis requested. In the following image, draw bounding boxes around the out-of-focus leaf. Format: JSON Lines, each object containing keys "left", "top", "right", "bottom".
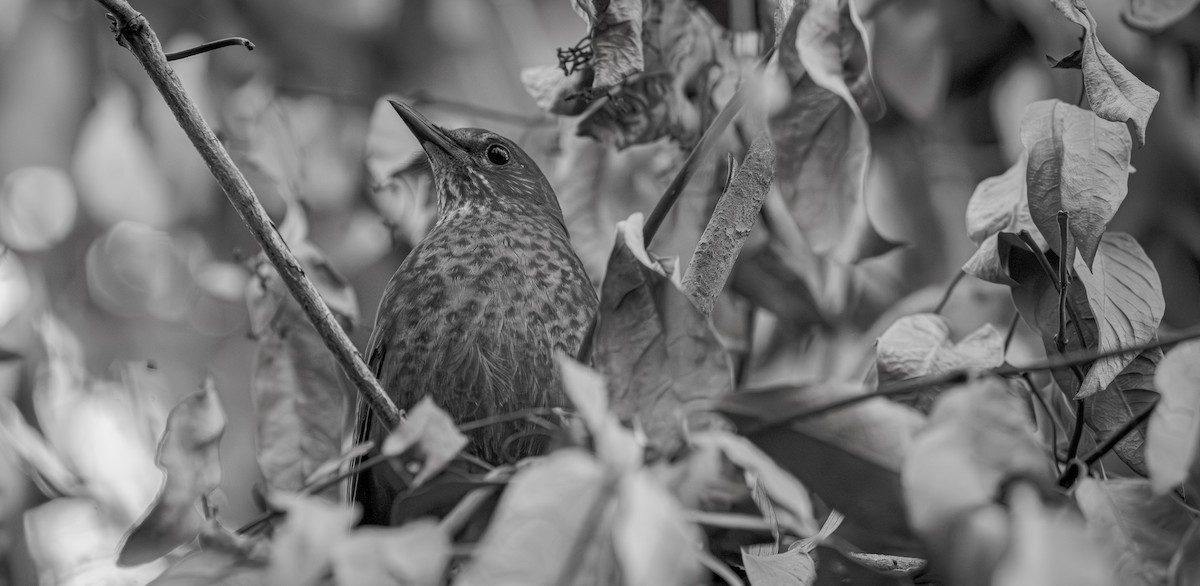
{"left": 1169, "top": 519, "right": 1200, "bottom": 586}
{"left": 0, "top": 166, "right": 77, "bottom": 252}
{"left": 149, "top": 549, "right": 267, "bottom": 586}
{"left": 380, "top": 396, "right": 468, "bottom": 487}
{"left": 85, "top": 221, "right": 191, "bottom": 320}
{"left": 456, "top": 449, "right": 619, "bottom": 586}
{"left": 1123, "top": 0, "right": 1200, "bottom": 31}
{"left": 1049, "top": 0, "right": 1160, "bottom": 146}
{"left": 612, "top": 471, "right": 704, "bottom": 586}
{"left": 717, "top": 383, "right": 925, "bottom": 555}
{"left": 1084, "top": 349, "right": 1161, "bottom": 475}
{"left": 593, "top": 214, "right": 734, "bottom": 456}
{"left": 576, "top": 0, "right": 644, "bottom": 88}
{"left": 793, "top": 0, "right": 885, "bottom": 121}
{"left": 72, "top": 84, "right": 172, "bottom": 228}
{"left": 689, "top": 430, "right": 820, "bottom": 538}
{"left": 25, "top": 498, "right": 166, "bottom": 586}
{"left": 869, "top": 0, "right": 948, "bottom": 122}
{"left": 902, "top": 379, "right": 1053, "bottom": 552}
{"left": 1076, "top": 477, "right": 1193, "bottom": 586}
{"left": 742, "top": 547, "right": 816, "bottom": 585}
{"left": 558, "top": 354, "right": 643, "bottom": 471}
{"left": 520, "top": 65, "right": 593, "bottom": 116}
{"left": 875, "top": 314, "right": 1005, "bottom": 412}
{"left": 119, "top": 380, "right": 226, "bottom": 567}
{"left": 1072, "top": 233, "right": 1164, "bottom": 398}
{"left": 246, "top": 207, "right": 357, "bottom": 497}
{"left": 331, "top": 519, "right": 450, "bottom": 586}
{"left": 1022, "top": 100, "right": 1132, "bottom": 269}
{"left": 303, "top": 441, "right": 374, "bottom": 487}
{"left": 0, "top": 250, "right": 30, "bottom": 330}
{"left": 266, "top": 495, "right": 358, "bottom": 586}
{"left": 1147, "top": 340, "right": 1200, "bottom": 493}
{"left": 0, "top": 397, "right": 80, "bottom": 496}
{"left": 992, "top": 483, "right": 1115, "bottom": 586}
{"left": 34, "top": 315, "right": 163, "bottom": 526}
{"left": 962, "top": 153, "right": 1042, "bottom": 285}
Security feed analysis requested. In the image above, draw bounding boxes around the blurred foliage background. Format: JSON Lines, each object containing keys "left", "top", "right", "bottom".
{"left": 1, "top": 0, "right": 1199, "bottom": 583}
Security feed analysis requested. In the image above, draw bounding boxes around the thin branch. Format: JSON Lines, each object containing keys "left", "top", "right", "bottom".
{"left": 934, "top": 270, "right": 966, "bottom": 315}
{"left": 164, "top": 37, "right": 253, "bottom": 61}
{"left": 458, "top": 408, "right": 561, "bottom": 432}
{"left": 1055, "top": 211, "right": 1071, "bottom": 354}
{"left": 1065, "top": 399, "right": 1086, "bottom": 462}
{"left": 1057, "top": 398, "right": 1158, "bottom": 487}
{"left": 1003, "top": 312, "right": 1020, "bottom": 355}
{"left": 681, "top": 133, "right": 775, "bottom": 316}
{"left": 1016, "top": 230, "right": 1087, "bottom": 382}
{"left": 93, "top": 0, "right": 400, "bottom": 428}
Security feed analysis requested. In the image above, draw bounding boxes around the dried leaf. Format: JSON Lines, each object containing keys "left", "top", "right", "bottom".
{"left": 331, "top": 520, "right": 450, "bottom": 586}
{"left": 962, "top": 153, "right": 1042, "bottom": 285}
{"left": 593, "top": 214, "right": 734, "bottom": 456}
{"left": 992, "top": 484, "right": 1115, "bottom": 586}
{"left": 875, "top": 314, "right": 1005, "bottom": 412}
{"left": 717, "top": 383, "right": 925, "bottom": 554}
{"left": 612, "top": 471, "right": 704, "bottom": 586}
{"left": 1076, "top": 477, "right": 1193, "bottom": 586}
{"left": 580, "top": 0, "right": 644, "bottom": 88}
{"left": 742, "top": 547, "right": 816, "bottom": 585}
{"left": 1122, "top": 0, "right": 1200, "bottom": 32}
{"left": 1049, "top": 0, "right": 1160, "bottom": 146}
{"left": 793, "top": 0, "right": 885, "bottom": 121}
{"left": 247, "top": 226, "right": 356, "bottom": 497}
{"left": 380, "top": 396, "right": 469, "bottom": 487}
{"left": 1072, "top": 233, "right": 1164, "bottom": 398}
{"left": 267, "top": 495, "right": 358, "bottom": 586}
{"left": 119, "top": 380, "right": 226, "bottom": 567}
{"left": 558, "top": 353, "right": 643, "bottom": 471}
{"left": 456, "top": 449, "right": 618, "bottom": 586}
{"left": 902, "top": 379, "right": 1053, "bottom": 549}
{"left": 1022, "top": 99, "right": 1132, "bottom": 269}
{"left": 1147, "top": 340, "right": 1200, "bottom": 493}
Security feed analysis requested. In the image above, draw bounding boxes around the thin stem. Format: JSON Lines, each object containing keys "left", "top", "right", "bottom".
{"left": 1055, "top": 213, "right": 1071, "bottom": 353}
{"left": 1065, "top": 399, "right": 1086, "bottom": 462}
{"left": 92, "top": 0, "right": 400, "bottom": 428}
{"left": 934, "top": 270, "right": 967, "bottom": 315}
{"left": 1022, "top": 372, "right": 1062, "bottom": 474}
{"left": 458, "top": 408, "right": 561, "bottom": 432}
{"left": 1058, "top": 399, "right": 1158, "bottom": 488}
{"left": 1003, "top": 312, "right": 1020, "bottom": 355}
{"left": 1017, "top": 230, "right": 1087, "bottom": 382}
{"left": 554, "top": 475, "right": 619, "bottom": 586}
{"left": 164, "top": 37, "right": 254, "bottom": 61}
{"left": 236, "top": 452, "right": 393, "bottom": 534}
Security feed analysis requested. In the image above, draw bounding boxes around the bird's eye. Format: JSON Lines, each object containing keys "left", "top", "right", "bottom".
{"left": 486, "top": 144, "right": 510, "bottom": 165}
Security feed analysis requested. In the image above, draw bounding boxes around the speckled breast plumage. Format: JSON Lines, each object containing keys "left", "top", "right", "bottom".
{"left": 367, "top": 202, "right": 597, "bottom": 462}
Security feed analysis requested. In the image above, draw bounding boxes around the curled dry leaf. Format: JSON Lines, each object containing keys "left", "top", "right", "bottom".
{"left": 331, "top": 519, "right": 451, "bottom": 586}
{"left": 1021, "top": 99, "right": 1132, "bottom": 269}
{"left": 1147, "top": 340, "right": 1200, "bottom": 493}
{"left": 742, "top": 546, "right": 816, "bottom": 585}
{"left": 875, "top": 313, "right": 1005, "bottom": 412}
{"left": 118, "top": 379, "right": 226, "bottom": 567}
{"left": 1072, "top": 232, "right": 1164, "bottom": 398}
{"left": 266, "top": 495, "right": 359, "bottom": 586}
{"left": 557, "top": 353, "right": 643, "bottom": 472}
{"left": 1122, "top": 0, "right": 1200, "bottom": 32}
{"left": 575, "top": 0, "right": 644, "bottom": 89}
{"left": 1076, "top": 477, "right": 1193, "bottom": 586}
{"left": 992, "top": 483, "right": 1115, "bottom": 586}
{"left": 1049, "top": 0, "right": 1160, "bottom": 146}
{"left": 962, "top": 152, "right": 1042, "bottom": 285}
{"left": 902, "top": 378, "right": 1054, "bottom": 550}
{"left": 593, "top": 213, "right": 734, "bottom": 456}
{"left": 380, "top": 396, "right": 469, "bottom": 487}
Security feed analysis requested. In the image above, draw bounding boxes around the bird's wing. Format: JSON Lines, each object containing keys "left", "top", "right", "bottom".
{"left": 346, "top": 330, "right": 394, "bottom": 524}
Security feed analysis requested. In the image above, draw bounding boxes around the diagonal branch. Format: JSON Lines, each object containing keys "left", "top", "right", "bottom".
{"left": 92, "top": 0, "right": 400, "bottom": 427}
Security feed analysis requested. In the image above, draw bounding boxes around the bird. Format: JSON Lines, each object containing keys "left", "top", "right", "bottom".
{"left": 351, "top": 100, "right": 599, "bottom": 525}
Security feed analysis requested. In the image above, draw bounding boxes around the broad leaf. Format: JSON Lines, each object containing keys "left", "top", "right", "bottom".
{"left": 612, "top": 471, "right": 704, "bottom": 586}
{"left": 0, "top": 397, "right": 81, "bottom": 496}
{"left": 1022, "top": 99, "right": 1132, "bottom": 269}
{"left": 119, "top": 380, "right": 226, "bottom": 567}
{"left": 380, "top": 396, "right": 469, "bottom": 487}
{"left": 902, "top": 379, "right": 1053, "bottom": 549}
{"left": 875, "top": 313, "right": 1005, "bottom": 412}
{"left": 1084, "top": 348, "right": 1161, "bottom": 475}
{"left": 149, "top": 549, "right": 266, "bottom": 586}
{"left": 962, "top": 153, "right": 1042, "bottom": 285}
{"left": 1169, "top": 519, "right": 1200, "bottom": 586}
{"left": 558, "top": 354, "right": 643, "bottom": 472}
{"left": 267, "top": 495, "right": 358, "bottom": 586}
{"left": 1072, "top": 233, "right": 1164, "bottom": 398}
{"left": 1123, "top": 0, "right": 1200, "bottom": 32}
{"left": 1049, "top": 0, "right": 1160, "bottom": 146}
{"left": 718, "top": 382, "right": 925, "bottom": 555}
{"left": 456, "top": 449, "right": 619, "bottom": 586}
{"left": 593, "top": 214, "right": 734, "bottom": 456}
{"left": 992, "top": 484, "right": 1115, "bottom": 586}
{"left": 1147, "top": 340, "right": 1200, "bottom": 493}
{"left": 793, "top": 0, "right": 885, "bottom": 121}
{"left": 742, "top": 547, "right": 816, "bottom": 585}
{"left": 26, "top": 498, "right": 167, "bottom": 586}
{"left": 1076, "top": 477, "right": 1193, "bottom": 586}
{"left": 331, "top": 520, "right": 451, "bottom": 586}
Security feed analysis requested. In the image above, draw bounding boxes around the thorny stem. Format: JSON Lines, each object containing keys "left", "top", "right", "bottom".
{"left": 1057, "top": 399, "right": 1159, "bottom": 488}
{"left": 933, "top": 270, "right": 966, "bottom": 315}
{"left": 92, "top": 0, "right": 401, "bottom": 428}
{"left": 164, "top": 37, "right": 253, "bottom": 61}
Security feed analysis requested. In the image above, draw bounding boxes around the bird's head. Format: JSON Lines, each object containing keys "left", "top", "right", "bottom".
{"left": 389, "top": 100, "right": 564, "bottom": 223}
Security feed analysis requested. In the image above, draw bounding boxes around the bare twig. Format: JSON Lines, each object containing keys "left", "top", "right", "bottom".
{"left": 164, "top": 37, "right": 254, "bottom": 61}
{"left": 92, "top": 1, "right": 400, "bottom": 428}
{"left": 681, "top": 133, "right": 775, "bottom": 316}
{"left": 933, "top": 270, "right": 966, "bottom": 315}
{"left": 1057, "top": 398, "right": 1158, "bottom": 488}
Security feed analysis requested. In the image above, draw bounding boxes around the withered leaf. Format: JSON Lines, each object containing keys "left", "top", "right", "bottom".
{"left": 1076, "top": 477, "right": 1192, "bottom": 586}
{"left": 1146, "top": 340, "right": 1200, "bottom": 493}
{"left": 875, "top": 314, "right": 1005, "bottom": 412}
{"left": 962, "top": 152, "right": 1042, "bottom": 285}
{"left": 380, "top": 396, "right": 469, "bottom": 487}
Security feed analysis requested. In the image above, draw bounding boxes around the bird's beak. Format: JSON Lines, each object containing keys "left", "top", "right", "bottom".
{"left": 389, "top": 100, "right": 469, "bottom": 164}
